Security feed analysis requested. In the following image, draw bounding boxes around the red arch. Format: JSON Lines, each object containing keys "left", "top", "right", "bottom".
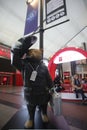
{"left": 48, "top": 47, "right": 87, "bottom": 80}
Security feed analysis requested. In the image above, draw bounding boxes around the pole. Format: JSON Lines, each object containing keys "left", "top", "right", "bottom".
{"left": 39, "top": 0, "right": 44, "bottom": 58}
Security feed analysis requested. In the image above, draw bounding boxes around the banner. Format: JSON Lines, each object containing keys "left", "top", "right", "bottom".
{"left": 45, "top": 0, "right": 67, "bottom": 24}
{"left": 24, "top": 0, "right": 39, "bottom": 35}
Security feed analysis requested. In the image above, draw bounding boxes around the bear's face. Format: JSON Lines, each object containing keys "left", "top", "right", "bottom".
{"left": 27, "top": 49, "right": 43, "bottom": 59}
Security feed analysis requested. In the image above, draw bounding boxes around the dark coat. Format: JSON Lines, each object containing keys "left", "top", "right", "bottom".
{"left": 11, "top": 36, "right": 53, "bottom": 105}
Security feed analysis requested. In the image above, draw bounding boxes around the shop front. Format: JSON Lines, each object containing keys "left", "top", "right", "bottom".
{"left": 0, "top": 72, "right": 14, "bottom": 86}
{"left": 48, "top": 47, "right": 87, "bottom": 100}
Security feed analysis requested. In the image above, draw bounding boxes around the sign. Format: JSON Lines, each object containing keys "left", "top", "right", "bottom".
{"left": 54, "top": 50, "right": 86, "bottom": 64}
{"left": 63, "top": 72, "right": 70, "bottom": 76}
{"left": 24, "top": 0, "right": 39, "bottom": 35}
{"left": 0, "top": 45, "right": 10, "bottom": 59}
{"left": 45, "top": 0, "right": 67, "bottom": 24}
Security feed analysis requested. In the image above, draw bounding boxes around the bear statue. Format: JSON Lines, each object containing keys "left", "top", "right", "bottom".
{"left": 11, "top": 35, "right": 53, "bottom": 128}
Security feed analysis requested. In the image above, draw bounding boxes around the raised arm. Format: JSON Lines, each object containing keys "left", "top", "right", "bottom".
{"left": 11, "top": 35, "right": 37, "bottom": 71}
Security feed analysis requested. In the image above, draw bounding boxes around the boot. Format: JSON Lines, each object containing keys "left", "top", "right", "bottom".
{"left": 41, "top": 114, "right": 49, "bottom": 123}
{"left": 24, "top": 120, "right": 33, "bottom": 128}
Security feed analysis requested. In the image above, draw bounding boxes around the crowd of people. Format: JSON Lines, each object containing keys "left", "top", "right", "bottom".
{"left": 54, "top": 74, "right": 87, "bottom": 101}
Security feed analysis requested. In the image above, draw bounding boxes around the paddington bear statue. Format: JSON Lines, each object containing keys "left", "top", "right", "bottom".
{"left": 11, "top": 35, "right": 53, "bottom": 128}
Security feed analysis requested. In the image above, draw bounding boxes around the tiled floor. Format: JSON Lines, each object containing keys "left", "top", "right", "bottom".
{"left": 0, "top": 104, "right": 18, "bottom": 129}
{"left": 0, "top": 85, "right": 87, "bottom": 130}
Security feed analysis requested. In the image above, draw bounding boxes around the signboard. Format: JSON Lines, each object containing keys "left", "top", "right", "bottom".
{"left": 45, "top": 0, "right": 67, "bottom": 24}
{"left": 24, "top": 0, "right": 39, "bottom": 35}
{"left": 0, "top": 45, "right": 10, "bottom": 59}
{"left": 63, "top": 72, "right": 70, "bottom": 76}
{"left": 54, "top": 50, "right": 86, "bottom": 64}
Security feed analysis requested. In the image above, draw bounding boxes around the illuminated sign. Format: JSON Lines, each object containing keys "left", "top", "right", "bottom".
{"left": 0, "top": 45, "right": 10, "bottom": 59}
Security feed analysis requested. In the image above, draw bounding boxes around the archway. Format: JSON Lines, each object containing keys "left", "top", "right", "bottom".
{"left": 48, "top": 47, "right": 87, "bottom": 80}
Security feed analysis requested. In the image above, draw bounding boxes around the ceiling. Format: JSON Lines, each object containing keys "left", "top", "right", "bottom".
{"left": 0, "top": 0, "right": 87, "bottom": 58}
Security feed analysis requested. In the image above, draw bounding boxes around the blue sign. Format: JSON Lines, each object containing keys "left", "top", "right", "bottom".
{"left": 24, "top": 2, "right": 38, "bottom": 35}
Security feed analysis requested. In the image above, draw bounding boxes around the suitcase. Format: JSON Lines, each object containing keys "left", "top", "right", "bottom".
{"left": 50, "top": 91, "right": 62, "bottom": 116}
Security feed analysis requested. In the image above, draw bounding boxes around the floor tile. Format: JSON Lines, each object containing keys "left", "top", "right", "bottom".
{"left": 0, "top": 104, "right": 18, "bottom": 129}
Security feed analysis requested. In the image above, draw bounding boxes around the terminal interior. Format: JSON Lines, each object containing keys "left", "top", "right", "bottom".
{"left": 0, "top": 0, "right": 87, "bottom": 130}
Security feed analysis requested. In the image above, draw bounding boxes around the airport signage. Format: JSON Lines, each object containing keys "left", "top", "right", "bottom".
{"left": 45, "top": 0, "right": 67, "bottom": 24}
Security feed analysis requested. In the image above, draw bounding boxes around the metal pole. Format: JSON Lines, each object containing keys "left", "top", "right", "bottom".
{"left": 39, "top": 0, "right": 44, "bottom": 58}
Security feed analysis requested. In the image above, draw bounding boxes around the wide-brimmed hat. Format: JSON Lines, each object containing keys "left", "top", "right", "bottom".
{"left": 18, "top": 35, "right": 37, "bottom": 48}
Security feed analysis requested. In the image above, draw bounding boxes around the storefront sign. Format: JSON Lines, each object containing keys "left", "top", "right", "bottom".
{"left": 0, "top": 45, "right": 10, "bottom": 59}
{"left": 54, "top": 50, "right": 86, "bottom": 64}
{"left": 64, "top": 72, "right": 70, "bottom": 76}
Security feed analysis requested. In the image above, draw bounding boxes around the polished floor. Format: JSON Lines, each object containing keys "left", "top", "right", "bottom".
{"left": 0, "top": 85, "right": 87, "bottom": 130}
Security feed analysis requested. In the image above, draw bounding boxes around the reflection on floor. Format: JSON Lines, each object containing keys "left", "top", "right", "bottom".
{"left": 0, "top": 86, "right": 87, "bottom": 130}
{"left": 2, "top": 106, "right": 57, "bottom": 129}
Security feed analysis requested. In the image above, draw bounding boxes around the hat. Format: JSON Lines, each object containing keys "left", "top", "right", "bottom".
{"left": 18, "top": 35, "right": 37, "bottom": 48}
